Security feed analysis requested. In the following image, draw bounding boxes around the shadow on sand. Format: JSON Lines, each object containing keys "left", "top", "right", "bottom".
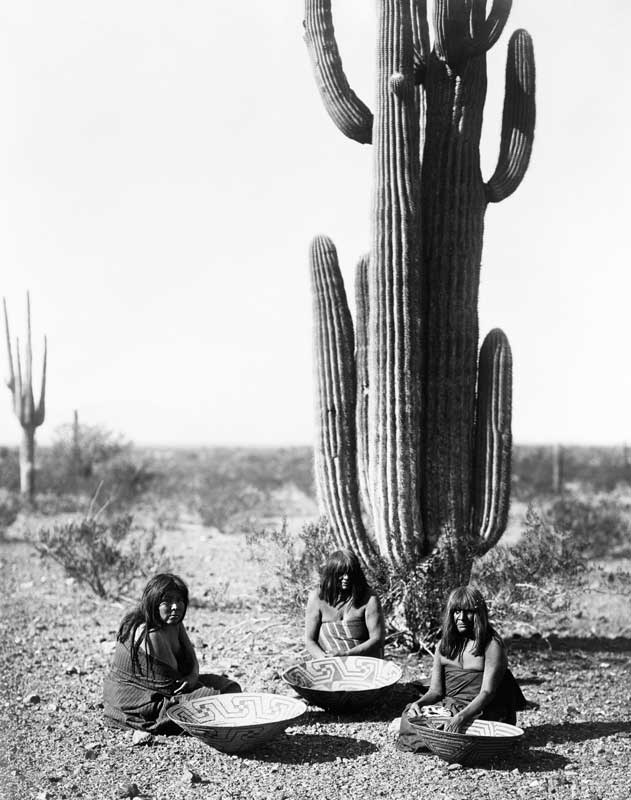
{"left": 243, "top": 731, "right": 378, "bottom": 764}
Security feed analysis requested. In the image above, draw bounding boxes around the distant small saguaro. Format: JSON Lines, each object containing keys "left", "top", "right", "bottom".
{"left": 552, "top": 443, "right": 564, "bottom": 495}
{"left": 2, "top": 293, "right": 48, "bottom": 502}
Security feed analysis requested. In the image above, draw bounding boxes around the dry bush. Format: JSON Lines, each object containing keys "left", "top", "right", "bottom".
{"left": 546, "top": 492, "right": 631, "bottom": 559}
{"left": 471, "top": 505, "right": 587, "bottom": 632}
{"left": 246, "top": 517, "right": 334, "bottom": 611}
{"left": 32, "top": 511, "right": 170, "bottom": 599}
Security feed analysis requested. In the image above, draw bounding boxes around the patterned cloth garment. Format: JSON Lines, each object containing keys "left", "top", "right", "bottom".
{"left": 103, "top": 640, "right": 239, "bottom": 734}
{"left": 317, "top": 618, "right": 383, "bottom": 657}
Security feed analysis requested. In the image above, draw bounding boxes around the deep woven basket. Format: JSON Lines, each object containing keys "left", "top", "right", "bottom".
{"left": 408, "top": 718, "right": 524, "bottom": 765}
{"left": 166, "top": 692, "right": 306, "bottom": 754}
{"left": 282, "top": 656, "right": 402, "bottom": 712}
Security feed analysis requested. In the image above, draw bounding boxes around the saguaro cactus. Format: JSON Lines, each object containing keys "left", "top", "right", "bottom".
{"left": 3, "top": 294, "right": 47, "bottom": 502}
{"left": 305, "top": 0, "right": 535, "bottom": 633}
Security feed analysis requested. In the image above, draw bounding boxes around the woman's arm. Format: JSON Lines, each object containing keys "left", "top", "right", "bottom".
{"left": 344, "top": 594, "right": 386, "bottom": 656}
{"left": 443, "top": 639, "right": 507, "bottom": 732}
{"left": 173, "top": 624, "right": 201, "bottom": 693}
{"left": 407, "top": 647, "right": 444, "bottom": 715}
{"left": 304, "top": 589, "right": 327, "bottom": 658}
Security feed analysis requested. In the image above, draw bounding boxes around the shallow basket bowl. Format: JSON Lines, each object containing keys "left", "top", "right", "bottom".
{"left": 408, "top": 717, "right": 524, "bottom": 765}
{"left": 166, "top": 692, "right": 306, "bottom": 754}
{"left": 282, "top": 656, "right": 402, "bottom": 712}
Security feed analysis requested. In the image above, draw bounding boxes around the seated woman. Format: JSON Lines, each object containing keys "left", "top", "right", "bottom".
{"left": 305, "top": 548, "right": 385, "bottom": 658}
{"left": 398, "top": 586, "right": 527, "bottom": 751}
{"left": 103, "top": 573, "right": 241, "bottom": 734}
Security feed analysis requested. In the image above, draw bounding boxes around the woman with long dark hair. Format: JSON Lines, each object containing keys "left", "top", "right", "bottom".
{"left": 397, "top": 586, "right": 527, "bottom": 750}
{"left": 304, "top": 549, "right": 385, "bottom": 658}
{"left": 103, "top": 573, "right": 241, "bottom": 733}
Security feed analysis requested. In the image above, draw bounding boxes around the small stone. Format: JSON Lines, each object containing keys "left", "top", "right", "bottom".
{"left": 131, "top": 730, "right": 153, "bottom": 746}
{"left": 23, "top": 692, "right": 41, "bottom": 705}
{"left": 447, "top": 762, "right": 463, "bottom": 770}
{"left": 182, "top": 766, "right": 202, "bottom": 784}
{"left": 36, "top": 791, "right": 52, "bottom": 800}
{"left": 116, "top": 782, "right": 140, "bottom": 798}
{"left": 388, "top": 717, "right": 401, "bottom": 735}
{"left": 64, "top": 664, "right": 80, "bottom": 675}
{"left": 84, "top": 743, "right": 100, "bottom": 760}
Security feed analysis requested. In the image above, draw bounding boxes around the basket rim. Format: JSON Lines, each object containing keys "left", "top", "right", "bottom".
{"left": 408, "top": 716, "right": 524, "bottom": 740}
{"left": 281, "top": 656, "right": 403, "bottom": 691}
{"left": 166, "top": 692, "right": 307, "bottom": 728}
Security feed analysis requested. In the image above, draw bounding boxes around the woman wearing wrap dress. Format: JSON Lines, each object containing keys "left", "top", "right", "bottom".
{"left": 103, "top": 574, "right": 241, "bottom": 734}
{"left": 397, "top": 586, "right": 527, "bottom": 751}
{"left": 304, "top": 549, "right": 386, "bottom": 659}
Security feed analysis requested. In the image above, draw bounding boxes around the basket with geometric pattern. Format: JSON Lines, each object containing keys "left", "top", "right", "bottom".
{"left": 408, "top": 717, "right": 524, "bottom": 765}
{"left": 282, "top": 656, "right": 402, "bottom": 712}
{"left": 166, "top": 692, "right": 306, "bottom": 754}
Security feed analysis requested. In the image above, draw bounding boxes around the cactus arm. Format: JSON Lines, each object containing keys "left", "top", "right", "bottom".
{"left": 472, "top": 328, "right": 512, "bottom": 553}
{"left": 2, "top": 298, "right": 15, "bottom": 393}
{"left": 34, "top": 335, "right": 47, "bottom": 427}
{"left": 354, "top": 253, "right": 371, "bottom": 517}
{"left": 410, "top": 0, "right": 430, "bottom": 83}
{"left": 14, "top": 339, "right": 23, "bottom": 419}
{"left": 485, "top": 29, "right": 535, "bottom": 203}
{"left": 434, "top": 0, "right": 512, "bottom": 68}
{"left": 479, "top": 0, "right": 513, "bottom": 52}
{"left": 310, "top": 235, "right": 376, "bottom": 567}
{"left": 22, "top": 292, "right": 36, "bottom": 426}
{"left": 304, "top": 0, "right": 374, "bottom": 144}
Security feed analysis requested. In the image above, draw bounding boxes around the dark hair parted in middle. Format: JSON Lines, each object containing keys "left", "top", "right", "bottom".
{"left": 319, "top": 549, "right": 369, "bottom": 606}
{"left": 117, "top": 573, "right": 190, "bottom": 674}
{"left": 440, "top": 585, "right": 501, "bottom": 660}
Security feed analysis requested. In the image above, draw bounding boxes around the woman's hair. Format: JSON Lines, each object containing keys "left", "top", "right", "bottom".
{"left": 319, "top": 549, "right": 369, "bottom": 606}
{"left": 117, "top": 573, "right": 190, "bottom": 674}
{"left": 439, "top": 586, "right": 499, "bottom": 660}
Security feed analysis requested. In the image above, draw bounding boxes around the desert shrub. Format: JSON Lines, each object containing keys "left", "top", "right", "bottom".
{"left": 194, "top": 447, "right": 315, "bottom": 533}
{"left": 546, "top": 493, "right": 631, "bottom": 559}
{"left": 199, "top": 483, "right": 266, "bottom": 532}
{"left": 49, "top": 421, "right": 130, "bottom": 477}
{"left": 471, "top": 505, "right": 587, "bottom": 632}
{"left": 32, "top": 512, "right": 170, "bottom": 598}
{"left": 0, "top": 488, "right": 21, "bottom": 536}
{"left": 246, "top": 517, "right": 334, "bottom": 611}
{"left": 0, "top": 447, "right": 20, "bottom": 492}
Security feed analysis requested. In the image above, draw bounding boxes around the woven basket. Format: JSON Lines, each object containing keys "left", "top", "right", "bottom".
{"left": 408, "top": 718, "right": 524, "bottom": 765}
{"left": 282, "top": 656, "right": 402, "bottom": 712}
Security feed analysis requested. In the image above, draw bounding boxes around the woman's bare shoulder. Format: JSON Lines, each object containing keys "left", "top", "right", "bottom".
{"left": 305, "top": 588, "right": 322, "bottom": 609}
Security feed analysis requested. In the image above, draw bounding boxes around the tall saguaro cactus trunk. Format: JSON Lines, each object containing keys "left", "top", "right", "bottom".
{"left": 305, "top": 0, "right": 535, "bottom": 637}
{"left": 3, "top": 294, "right": 47, "bottom": 504}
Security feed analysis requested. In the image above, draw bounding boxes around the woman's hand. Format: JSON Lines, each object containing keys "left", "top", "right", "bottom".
{"left": 407, "top": 700, "right": 423, "bottom": 717}
{"left": 173, "top": 673, "right": 201, "bottom": 694}
{"left": 443, "top": 713, "right": 466, "bottom": 733}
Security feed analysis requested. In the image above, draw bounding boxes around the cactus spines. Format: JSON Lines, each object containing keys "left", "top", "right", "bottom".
{"left": 473, "top": 329, "right": 513, "bottom": 552}
{"left": 305, "top": 0, "right": 535, "bottom": 628}
{"left": 303, "top": 0, "right": 373, "bottom": 144}
{"left": 3, "top": 293, "right": 47, "bottom": 501}
{"left": 310, "top": 236, "right": 376, "bottom": 567}
{"left": 486, "top": 29, "right": 536, "bottom": 203}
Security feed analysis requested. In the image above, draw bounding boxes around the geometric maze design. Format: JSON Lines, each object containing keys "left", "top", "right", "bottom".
{"left": 282, "top": 656, "right": 402, "bottom": 712}
{"left": 408, "top": 717, "right": 524, "bottom": 765}
{"left": 166, "top": 693, "right": 306, "bottom": 754}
